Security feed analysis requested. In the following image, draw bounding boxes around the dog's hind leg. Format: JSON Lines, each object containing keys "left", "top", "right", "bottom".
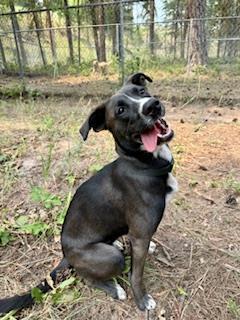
{"left": 67, "top": 242, "right": 126, "bottom": 299}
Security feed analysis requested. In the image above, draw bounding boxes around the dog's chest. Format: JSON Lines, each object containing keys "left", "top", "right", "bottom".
{"left": 166, "top": 173, "right": 178, "bottom": 203}
{"left": 154, "top": 144, "right": 178, "bottom": 203}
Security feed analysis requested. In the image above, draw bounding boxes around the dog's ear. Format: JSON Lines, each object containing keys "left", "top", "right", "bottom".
{"left": 126, "top": 73, "right": 153, "bottom": 86}
{"left": 80, "top": 103, "right": 106, "bottom": 141}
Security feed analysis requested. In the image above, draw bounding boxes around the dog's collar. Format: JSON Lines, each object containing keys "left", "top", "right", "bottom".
{"left": 140, "top": 158, "right": 174, "bottom": 176}
{"left": 115, "top": 138, "right": 174, "bottom": 176}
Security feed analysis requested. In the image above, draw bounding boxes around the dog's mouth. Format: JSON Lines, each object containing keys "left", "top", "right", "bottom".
{"left": 133, "top": 119, "right": 173, "bottom": 153}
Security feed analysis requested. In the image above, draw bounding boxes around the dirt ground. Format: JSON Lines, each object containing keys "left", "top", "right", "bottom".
{"left": 0, "top": 75, "right": 240, "bottom": 320}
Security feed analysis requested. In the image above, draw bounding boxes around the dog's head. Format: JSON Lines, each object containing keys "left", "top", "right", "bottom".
{"left": 80, "top": 73, "right": 173, "bottom": 155}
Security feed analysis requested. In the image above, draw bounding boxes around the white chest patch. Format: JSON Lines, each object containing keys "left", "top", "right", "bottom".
{"left": 153, "top": 144, "right": 172, "bottom": 161}
{"left": 166, "top": 173, "right": 178, "bottom": 204}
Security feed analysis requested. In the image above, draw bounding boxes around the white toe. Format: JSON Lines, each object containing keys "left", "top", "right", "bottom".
{"left": 113, "top": 240, "right": 124, "bottom": 251}
{"left": 148, "top": 241, "right": 157, "bottom": 254}
{"left": 115, "top": 283, "right": 127, "bottom": 300}
{"left": 145, "top": 294, "right": 156, "bottom": 310}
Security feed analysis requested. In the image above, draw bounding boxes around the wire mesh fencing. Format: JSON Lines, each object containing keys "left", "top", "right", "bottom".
{"left": 0, "top": 0, "right": 240, "bottom": 80}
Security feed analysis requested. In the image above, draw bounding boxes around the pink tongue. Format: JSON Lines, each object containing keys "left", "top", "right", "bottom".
{"left": 141, "top": 127, "right": 159, "bottom": 152}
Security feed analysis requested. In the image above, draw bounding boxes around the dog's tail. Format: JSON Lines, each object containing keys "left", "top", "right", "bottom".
{"left": 0, "top": 258, "right": 70, "bottom": 315}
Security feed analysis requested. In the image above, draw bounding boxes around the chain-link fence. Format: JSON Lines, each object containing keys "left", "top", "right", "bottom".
{"left": 0, "top": 0, "right": 240, "bottom": 80}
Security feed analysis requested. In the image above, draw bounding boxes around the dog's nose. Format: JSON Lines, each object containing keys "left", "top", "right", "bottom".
{"left": 142, "top": 98, "right": 165, "bottom": 118}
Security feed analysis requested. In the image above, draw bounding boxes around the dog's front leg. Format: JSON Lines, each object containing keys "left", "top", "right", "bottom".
{"left": 130, "top": 236, "right": 156, "bottom": 311}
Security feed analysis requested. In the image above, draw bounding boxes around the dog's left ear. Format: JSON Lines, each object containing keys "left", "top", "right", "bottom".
{"left": 80, "top": 103, "right": 106, "bottom": 141}
{"left": 126, "top": 73, "right": 153, "bottom": 86}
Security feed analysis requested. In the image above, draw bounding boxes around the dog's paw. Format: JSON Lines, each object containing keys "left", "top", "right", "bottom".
{"left": 113, "top": 240, "right": 124, "bottom": 251}
{"left": 115, "top": 283, "right": 127, "bottom": 300}
{"left": 137, "top": 294, "right": 156, "bottom": 311}
{"left": 148, "top": 241, "right": 157, "bottom": 254}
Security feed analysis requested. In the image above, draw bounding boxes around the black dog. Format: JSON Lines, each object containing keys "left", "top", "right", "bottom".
{"left": 0, "top": 73, "right": 178, "bottom": 314}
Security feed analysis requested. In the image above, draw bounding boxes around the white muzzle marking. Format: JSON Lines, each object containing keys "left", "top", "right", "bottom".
{"left": 122, "top": 94, "right": 152, "bottom": 115}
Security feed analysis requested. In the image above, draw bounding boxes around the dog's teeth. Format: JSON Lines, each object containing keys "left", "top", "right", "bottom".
{"left": 115, "top": 284, "right": 127, "bottom": 300}
{"left": 145, "top": 294, "right": 156, "bottom": 310}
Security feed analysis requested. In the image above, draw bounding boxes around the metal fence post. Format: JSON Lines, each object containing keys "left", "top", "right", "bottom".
{"left": 119, "top": 0, "right": 125, "bottom": 84}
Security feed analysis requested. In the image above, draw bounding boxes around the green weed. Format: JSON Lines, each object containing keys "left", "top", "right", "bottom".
{"left": 31, "top": 276, "right": 79, "bottom": 306}
{"left": 39, "top": 115, "right": 55, "bottom": 132}
{"left": 88, "top": 163, "right": 103, "bottom": 174}
{"left": 0, "top": 228, "right": 12, "bottom": 246}
{"left": 189, "top": 180, "right": 198, "bottom": 188}
{"left": 224, "top": 176, "right": 240, "bottom": 193}
{"left": 14, "top": 216, "right": 49, "bottom": 236}
{"left": 1, "top": 160, "right": 19, "bottom": 194}
{"left": 227, "top": 299, "right": 240, "bottom": 318}
{"left": 209, "top": 180, "right": 220, "bottom": 188}
{"left": 174, "top": 197, "right": 189, "bottom": 209}
{"left": 49, "top": 276, "right": 79, "bottom": 305}
{"left": 55, "top": 190, "right": 72, "bottom": 226}
{"left": 30, "top": 186, "right": 62, "bottom": 209}
{"left": 41, "top": 143, "right": 54, "bottom": 178}
{"left": 31, "top": 287, "right": 44, "bottom": 303}
{"left": 177, "top": 287, "right": 188, "bottom": 297}
{"left": 0, "top": 310, "right": 17, "bottom": 320}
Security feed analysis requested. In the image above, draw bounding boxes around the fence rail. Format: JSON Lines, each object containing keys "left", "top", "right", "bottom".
{"left": 0, "top": 0, "right": 239, "bottom": 80}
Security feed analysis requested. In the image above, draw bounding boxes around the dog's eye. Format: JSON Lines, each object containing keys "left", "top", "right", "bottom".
{"left": 117, "top": 106, "right": 125, "bottom": 115}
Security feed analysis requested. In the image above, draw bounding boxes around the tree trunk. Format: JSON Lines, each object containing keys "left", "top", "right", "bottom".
{"left": 9, "top": 0, "right": 27, "bottom": 67}
{"left": 0, "top": 36, "right": 7, "bottom": 71}
{"left": 98, "top": 2, "right": 106, "bottom": 62}
{"left": 46, "top": 9, "right": 57, "bottom": 63}
{"left": 112, "top": 1, "right": 120, "bottom": 56}
{"left": 33, "top": 11, "right": 47, "bottom": 66}
{"left": 89, "top": 0, "right": 106, "bottom": 62}
{"left": 187, "top": 0, "right": 208, "bottom": 69}
{"left": 180, "top": 20, "right": 185, "bottom": 58}
{"left": 90, "top": 2, "right": 101, "bottom": 61}
{"left": 63, "top": 0, "right": 74, "bottom": 63}
{"left": 149, "top": 0, "right": 155, "bottom": 55}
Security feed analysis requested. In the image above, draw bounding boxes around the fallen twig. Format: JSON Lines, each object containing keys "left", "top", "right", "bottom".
{"left": 224, "top": 264, "right": 240, "bottom": 274}
{"left": 193, "top": 190, "right": 216, "bottom": 204}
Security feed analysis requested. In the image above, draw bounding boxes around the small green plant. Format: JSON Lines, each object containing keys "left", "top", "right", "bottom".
{"left": 117, "top": 255, "right": 131, "bottom": 287}
{"left": 0, "top": 309, "right": 17, "bottom": 320}
{"left": 30, "top": 186, "right": 62, "bottom": 209}
{"left": 49, "top": 276, "right": 79, "bottom": 305}
{"left": 65, "top": 174, "right": 75, "bottom": 186}
{"left": 177, "top": 287, "right": 188, "bottom": 297}
{"left": 39, "top": 115, "right": 54, "bottom": 132}
{"left": 56, "top": 190, "right": 72, "bottom": 225}
{"left": 0, "top": 228, "right": 12, "bottom": 246}
{"left": 14, "top": 216, "right": 49, "bottom": 236}
{"left": 173, "top": 144, "right": 185, "bottom": 155}
{"left": 227, "top": 298, "right": 240, "bottom": 318}
{"left": 88, "top": 163, "right": 103, "bottom": 174}
{"left": 0, "top": 153, "right": 11, "bottom": 164}
{"left": 189, "top": 180, "right": 198, "bottom": 188}
{"left": 31, "top": 287, "right": 44, "bottom": 303}
{"left": 209, "top": 180, "right": 220, "bottom": 188}
{"left": 224, "top": 176, "right": 240, "bottom": 193}
{"left": 174, "top": 197, "right": 189, "bottom": 209}
{"left": 41, "top": 143, "right": 54, "bottom": 178}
